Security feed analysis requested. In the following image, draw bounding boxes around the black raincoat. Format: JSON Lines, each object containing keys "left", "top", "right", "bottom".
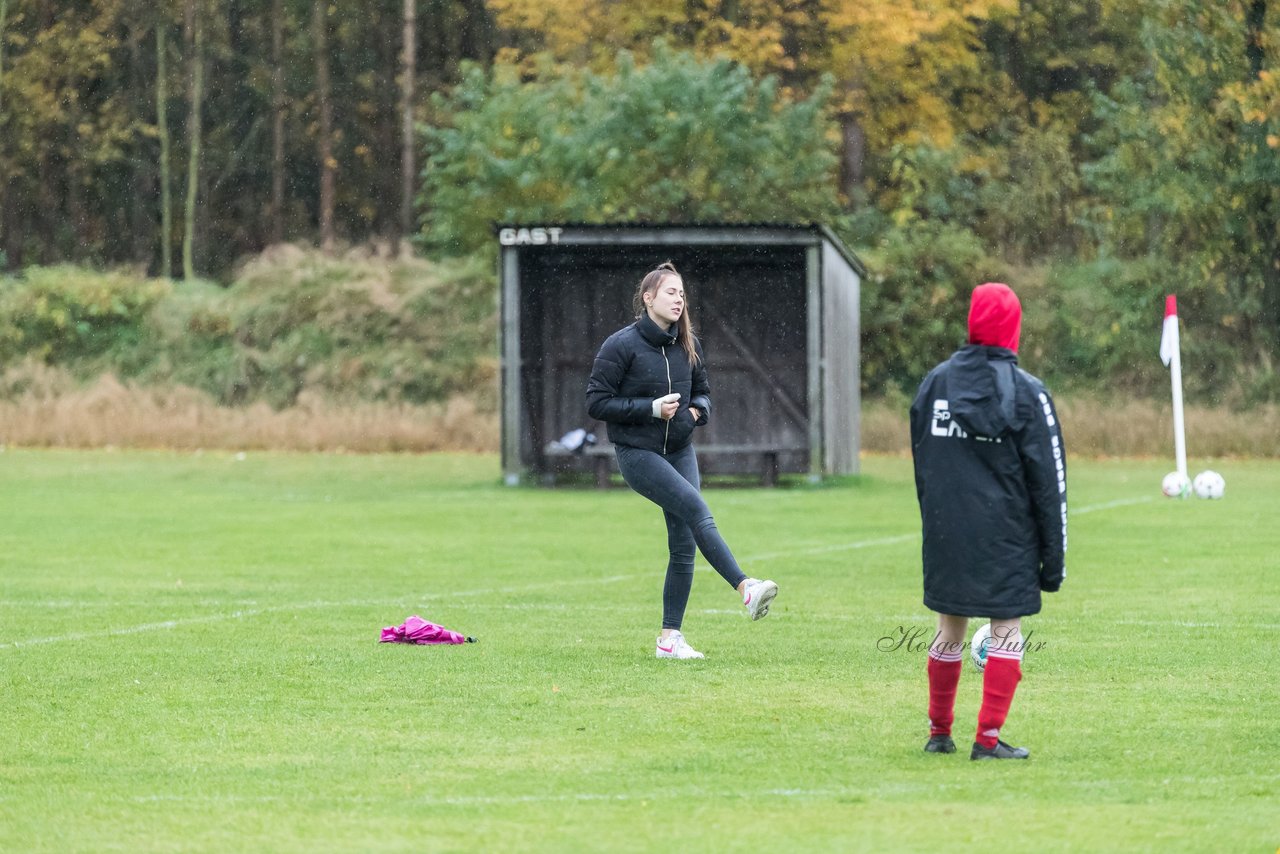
{"left": 909, "top": 345, "right": 1067, "bottom": 618}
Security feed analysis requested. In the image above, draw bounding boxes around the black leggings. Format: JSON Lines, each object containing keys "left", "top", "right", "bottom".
{"left": 615, "top": 443, "right": 748, "bottom": 629}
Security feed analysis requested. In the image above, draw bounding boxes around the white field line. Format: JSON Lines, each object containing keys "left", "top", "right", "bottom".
{"left": 129, "top": 788, "right": 851, "bottom": 806}
{"left": 1069, "top": 496, "right": 1154, "bottom": 515}
{"left": 1, "top": 607, "right": 281, "bottom": 649}
{"left": 1114, "top": 618, "right": 1280, "bottom": 630}
{"left": 0, "top": 771, "right": 1263, "bottom": 805}
{"left": 0, "top": 575, "right": 646, "bottom": 650}
{"left": 745, "top": 496, "right": 1155, "bottom": 564}
{"left": 117, "top": 772, "right": 1280, "bottom": 807}
{"left": 744, "top": 533, "right": 918, "bottom": 563}
{"left": 110, "top": 602, "right": 1268, "bottom": 633}
{"left": 0, "top": 495, "right": 1153, "bottom": 650}
{"left": 0, "top": 575, "right": 641, "bottom": 611}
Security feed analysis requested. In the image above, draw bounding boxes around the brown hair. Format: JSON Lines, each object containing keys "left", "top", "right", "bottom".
{"left": 633, "top": 261, "right": 700, "bottom": 366}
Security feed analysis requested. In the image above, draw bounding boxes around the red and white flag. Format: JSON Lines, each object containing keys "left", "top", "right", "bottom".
{"left": 1159, "top": 295, "right": 1179, "bottom": 367}
{"left": 1159, "top": 294, "right": 1187, "bottom": 479}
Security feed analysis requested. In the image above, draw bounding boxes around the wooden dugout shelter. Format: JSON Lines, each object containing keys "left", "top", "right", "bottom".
{"left": 498, "top": 223, "right": 866, "bottom": 486}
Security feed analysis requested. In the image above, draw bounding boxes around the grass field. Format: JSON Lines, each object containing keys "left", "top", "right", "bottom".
{"left": 2, "top": 449, "right": 1277, "bottom": 852}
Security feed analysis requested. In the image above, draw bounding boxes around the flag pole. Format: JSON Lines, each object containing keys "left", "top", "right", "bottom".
{"left": 1160, "top": 295, "right": 1188, "bottom": 479}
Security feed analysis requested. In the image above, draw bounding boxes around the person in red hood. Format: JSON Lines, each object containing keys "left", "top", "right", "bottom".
{"left": 908, "top": 283, "right": 1067, "bottom": 760}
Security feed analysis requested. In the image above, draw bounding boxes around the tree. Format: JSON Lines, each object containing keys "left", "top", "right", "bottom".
{"left": 400, "top": 0, "right": 417, "bottom": 250}
{"left": 420, "top": 45, "right": 841, "bottom": 255}
{"left": 157, "top": 20, "right": 174, "bottom": 277}
{"left": 824, "top": 1, "right": 1020, "bottom": 198}
{"left": 0, "top": 0, "right": 9, "bottom": 263}
{"left": 0, "top": 0, "right": 498, "bottom": 272}
{"left": 0, "top": 0, "right": 134, "bottom": 264}
{"left": 487, "top": 0, "right": 1018, "bottom": 201}
{"left": 0, "top": 0, "right": 9, "bottom": 116}
{"left": 270, "top": 0, "right": 286, "bottom": 244}
{"left": 312, "top": 0, "right": 334, "bottom": 252}
{"left": 488, "top": 0, "right": 829, "bottom": 91}
{"left": 182, "top": 0, "right": 206, "bottom": 280}
{"left": 1084, "top": 1, "right": 1280, "bottom": 398}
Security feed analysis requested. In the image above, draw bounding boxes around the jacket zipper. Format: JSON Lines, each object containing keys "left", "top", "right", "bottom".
{"left": 662, "top": 345, "right": 672, "bottom": 454}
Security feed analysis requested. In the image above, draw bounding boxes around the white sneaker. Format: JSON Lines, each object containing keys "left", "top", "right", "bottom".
{"left": 655, "top": 631, "right": 705, "bottom": 660}
{"left": 741, "top": 578, "right": 778, "bottom": 621}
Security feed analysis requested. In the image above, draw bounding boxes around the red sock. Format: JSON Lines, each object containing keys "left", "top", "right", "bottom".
{"left": 976, "top": 653, "right": 1022, "bottom": 748}
{"left": 927, "top": 651, "right": 963, "bottom": 737}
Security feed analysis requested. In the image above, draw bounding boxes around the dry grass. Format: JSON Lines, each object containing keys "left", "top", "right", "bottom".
{"left": 1, "top": 361, "right": 1273, "bottom": 458}
{"left": 0, "top": 365, "right": 496, "bottom": 453}
{"left": 862, "top": 395, "right": 1280, "bottom": 458}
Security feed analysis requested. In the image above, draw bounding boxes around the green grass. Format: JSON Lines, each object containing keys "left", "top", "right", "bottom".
{"left": 1, "top": 449, "right": 1277, "bottom": 852}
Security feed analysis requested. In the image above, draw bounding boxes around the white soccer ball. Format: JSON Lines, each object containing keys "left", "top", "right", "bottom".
{"left": 1161, "top": 471, "right": 1191, "bottom": 499}
{"left": 1192, "top": 470, "right": 1225, "bottom": 500}
{"left": 970, "top": 622, "right": 993, "bottom": 673}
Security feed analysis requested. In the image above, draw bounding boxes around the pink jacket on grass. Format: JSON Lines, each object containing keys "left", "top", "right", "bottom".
{"left": 380, "top": 615, "right": 474, "bottom": 645}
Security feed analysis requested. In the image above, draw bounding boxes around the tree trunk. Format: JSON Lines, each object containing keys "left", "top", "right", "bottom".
{"left": 67, "top": 153, "right": 85, "bottom": 250}
{"left": 183, "top": 2, "right": 204, "bottom": 280}
{"left": 270, "top": 0, "right": 285, "bottom": 244}
{"left": 0, "top": 0, "right": 9, "bottom": 261}
{"left": 157, "top": 24, "right": 173, "bottom": 277}
{"left": 0, "top": 0, "right": 9, "bottom": 115}
{"left": 839, "top": 113, "right": 866, "bottom": 206}
{"left": 36, "top": 151, "right": 54, "bottom": 263}
{"left": 129, "top": 15, "right": 155, "bottom": 267}
{"left": 1245, "top": 1, "right": 1280, "bottom": 334}
{"left": 313, "top": 0, "right": 335, "bottom": 253}
{"left": 399, "top": 0, "right": 417, "bottom": 252}
{"left": 1247, "top": 0, "right": 1266, "bottom": 80}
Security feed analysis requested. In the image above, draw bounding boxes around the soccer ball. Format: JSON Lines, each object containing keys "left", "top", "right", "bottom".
{"left": 970, "top": 622, "right": 993, "bottom": 673}
{"left": 1192, "top": 470, "right": 1225, "bottom": 500}
{"left": 1161, "top": 471, "right": 1191, "bottom": 499}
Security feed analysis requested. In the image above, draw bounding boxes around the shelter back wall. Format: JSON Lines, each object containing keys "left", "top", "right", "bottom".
{"left": 520, "top": 246, "right": 809, "bottom": 472}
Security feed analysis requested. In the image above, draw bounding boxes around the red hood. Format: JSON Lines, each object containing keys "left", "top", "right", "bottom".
{"left": 968, "top": 282, "right": 1021, "bottom": 353}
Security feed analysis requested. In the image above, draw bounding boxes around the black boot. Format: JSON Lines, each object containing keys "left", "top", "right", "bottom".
{"left": 924, "top": 735, "right": 956, "bottom": 753}
{"left": 970, "top": 739, "right": 1029, "bottom": 760}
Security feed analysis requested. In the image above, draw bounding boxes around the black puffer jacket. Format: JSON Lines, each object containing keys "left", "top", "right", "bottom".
{"left": 586, "top": 315, "right": 711, "bottom": 455}
{"left": 909, "top": 345, "right": 1067, "bottom": 619}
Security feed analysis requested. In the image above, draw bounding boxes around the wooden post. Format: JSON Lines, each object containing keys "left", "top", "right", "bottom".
{"left": 805, "top": 244, "right": 823, "bottom": 482}
{"left": 762, "top": 451, "right": 779, "bottom": 487}
{"left": 501, "top": 247, "right": 522, "bottom": 485}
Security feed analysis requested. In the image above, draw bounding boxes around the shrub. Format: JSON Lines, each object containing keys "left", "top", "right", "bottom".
{"left": 0, "top": 266, "right": 170, "bottom": 366}
{"left": 421, "top": 44, "right": 842, "bottom": 256}
{"left": 857, "top": 221, "right": 1004, "bottom": 394}
{"left": 0, "top": 249, "right": 498, "bottom": 410}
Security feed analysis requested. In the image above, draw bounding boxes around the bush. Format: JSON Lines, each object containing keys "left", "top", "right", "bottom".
{"left": 0, "top": 249, "right": 499, "bottom": 409}
{"left": 0, "top": 266, "right": 171, "bottom": 366}
{"left": 857, "top": 221, "right": 1005, "bottom": 394}
{"left": 421, "top": 43, "right": 842, "bottom": 256}
{"left": 223, "top": 246, "right": 496, "bottom": 407}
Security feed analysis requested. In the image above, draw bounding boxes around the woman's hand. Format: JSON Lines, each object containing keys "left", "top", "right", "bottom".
{"left": 688, "top": 406, "right": 702, "bottom": 423}
{"left": 652, "top": 392, "right": 680, "bottom": 420}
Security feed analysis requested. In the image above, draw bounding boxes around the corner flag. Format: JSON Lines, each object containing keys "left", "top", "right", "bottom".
{"left": 1159, "top": 295, "right": 1187, "bottom": 478}
{"left": 1159, "top": 295, "right": 1179, "bottom": 368}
